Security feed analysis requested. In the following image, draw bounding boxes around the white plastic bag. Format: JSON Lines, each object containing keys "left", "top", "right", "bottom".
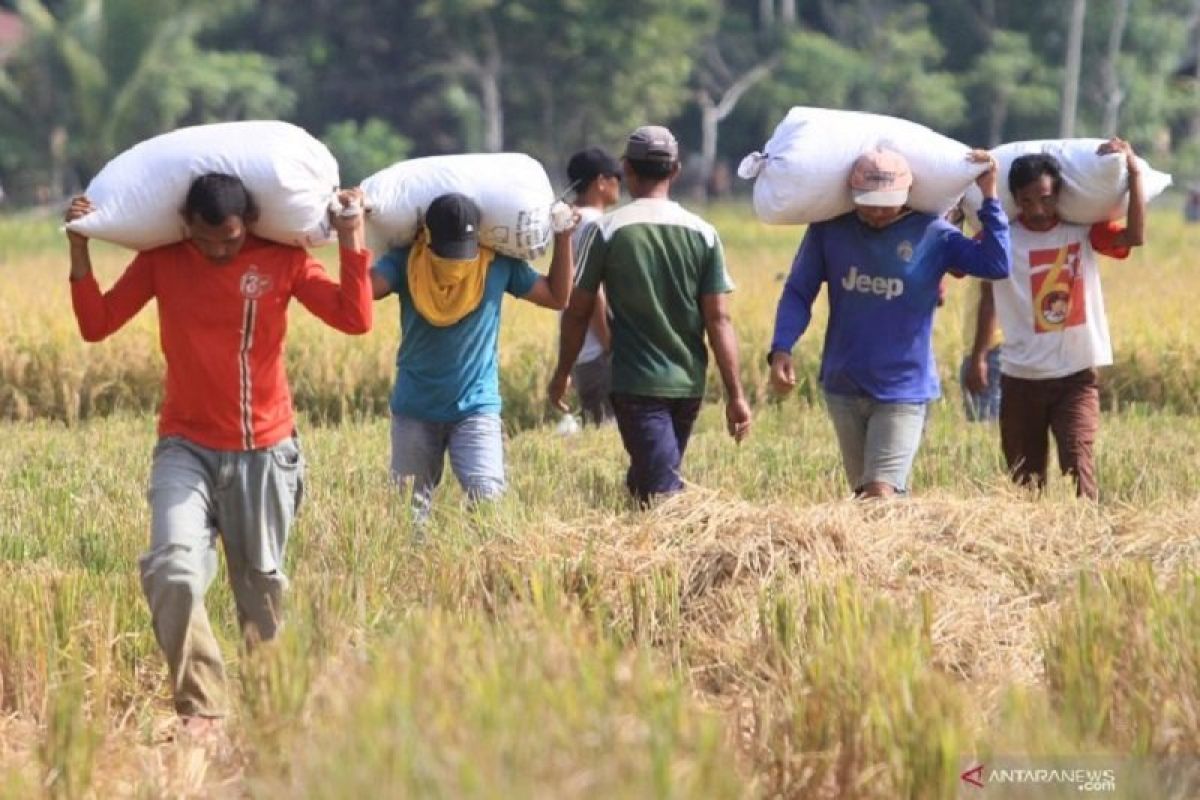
{"left": 67, "top": 121, "right": 340, "bottom": 250}
{"left": 962, "top": 139, "right": 1172, "bottom": 223}
{"left": 361, "top": 154, "right": 554, "bottom": 261}
{"left": 739, "top": 106, "right": 986, "bottom": 224}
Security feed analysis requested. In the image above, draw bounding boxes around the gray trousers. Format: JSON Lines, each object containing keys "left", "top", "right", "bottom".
{"left": 390, "top": 413, "right": 505, "bottom": 521}
{"left": 823, "top": 392, "right": 927, "bottom": 494}
{"left": 571, "top": 354, "right": 614, "bottom": 426}
{"left": 139, "top": 435, "right": 304, "bottom": 717}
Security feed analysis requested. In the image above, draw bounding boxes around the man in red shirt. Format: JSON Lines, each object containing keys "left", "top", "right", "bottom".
{"left": 65, "top": 173, "right": 371, "bottom": 735}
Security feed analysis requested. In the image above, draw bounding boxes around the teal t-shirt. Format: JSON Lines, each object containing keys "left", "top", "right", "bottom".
{"left": 575, "top": 198, "right": 733, "bottom": 397}
{"left": 373, "top": 247, "right": 540, "bottom": 422}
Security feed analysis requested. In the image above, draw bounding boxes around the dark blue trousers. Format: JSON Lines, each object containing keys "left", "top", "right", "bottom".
{"left": 610, "top": 394, "right": 702, "bottom": 505}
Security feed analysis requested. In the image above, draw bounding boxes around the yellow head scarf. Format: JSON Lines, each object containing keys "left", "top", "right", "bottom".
{"left": 407, "top": 228, "right": 495, "bottom": 327}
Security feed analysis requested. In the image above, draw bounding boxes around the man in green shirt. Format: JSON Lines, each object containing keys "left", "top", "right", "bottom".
{"left": 549, "top": 125, "right": 750, "bottom": 504}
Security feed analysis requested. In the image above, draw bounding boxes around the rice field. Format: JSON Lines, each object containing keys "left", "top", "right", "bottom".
{"left": 1, "top": 203, "right": 1199, "bottom": 798}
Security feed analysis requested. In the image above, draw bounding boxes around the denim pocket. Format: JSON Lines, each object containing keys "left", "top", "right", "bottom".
{"left": 269, "top": 436, "right": 305, "bottom": 514}
{"left": 269, "top": 437, "right": 303, "bottom": 470}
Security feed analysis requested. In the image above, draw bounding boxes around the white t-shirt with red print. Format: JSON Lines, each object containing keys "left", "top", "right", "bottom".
{"left": 993, "top": 220, "right": 1130, "bottom": 380}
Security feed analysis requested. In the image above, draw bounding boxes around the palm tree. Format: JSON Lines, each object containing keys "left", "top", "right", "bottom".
{"left": 0, "top": 0, "right": 291, "bottom": 201}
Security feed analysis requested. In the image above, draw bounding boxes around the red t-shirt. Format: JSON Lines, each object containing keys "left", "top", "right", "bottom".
{"left": 71, "top": 236, "right": 372, "bottom": 450}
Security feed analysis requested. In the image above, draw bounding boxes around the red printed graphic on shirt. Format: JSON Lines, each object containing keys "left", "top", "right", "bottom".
{"left": 1029, "top": 243, "right": 1086, "bottom": 333}
{"left": 239, "top": 266, "right": 272, "bottom": 300}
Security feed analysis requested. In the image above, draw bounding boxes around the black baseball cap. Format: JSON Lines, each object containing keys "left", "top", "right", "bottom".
{"left": 425, "top": 193, "right": 480, "bottom": 259}
{"left": 567, "top": 147, "right": 622, "bottom": 193}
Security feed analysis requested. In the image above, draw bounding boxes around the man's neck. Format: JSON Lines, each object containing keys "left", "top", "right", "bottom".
{"left": 576, "top": 191, "right": 606, "bottom": 212}
{"left": 1019, "top": 215, "right": 1061, "bottom": 232}
{"left": 855, "top": 209, "right": 913, "bottom": 230}
{"left": 626, "top": 173, "right": 673, "bottom": 201}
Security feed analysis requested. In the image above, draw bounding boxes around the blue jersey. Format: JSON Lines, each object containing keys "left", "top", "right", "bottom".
{"left": 770, "top": 198, "right": 1011, "bottom": 403}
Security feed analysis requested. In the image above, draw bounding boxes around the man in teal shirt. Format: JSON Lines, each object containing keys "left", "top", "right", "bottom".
{"left": 550, "top": 126, "right": 750, "bottom": 504}
{"left": 372, "top": 193, "right": 575, "bottom": 519}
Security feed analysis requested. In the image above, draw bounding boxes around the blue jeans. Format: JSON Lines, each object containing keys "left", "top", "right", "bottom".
{"left": 823, "top": 392, "right": 927, "bottom": 494}
{"left": 390, "top": 413, "right": 506, "bottom": 519}
{"left": 610, "top": 394, "right": 702, "bottom": 506}
{"left": 959, "top": 346, "right": 1002, "bottom": 422}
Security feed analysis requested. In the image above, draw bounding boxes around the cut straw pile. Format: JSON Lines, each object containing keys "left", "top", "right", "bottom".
{"left": 471, "top": 488, "right": 1200, "bottom": 718}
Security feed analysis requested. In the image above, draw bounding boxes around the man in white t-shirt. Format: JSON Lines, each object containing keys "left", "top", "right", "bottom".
{"left": 560, "top": 147, "right": 623, "bottom": 425}
{"left": 976, "top": 138, "right": 1146, "bottom": 499}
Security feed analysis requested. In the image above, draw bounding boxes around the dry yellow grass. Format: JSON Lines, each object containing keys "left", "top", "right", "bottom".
{"left": 2, "top": 204, "right": 1198, "bottom": 425}
{"left": 3, "top": 409, "right": 1200, "bottom": 796}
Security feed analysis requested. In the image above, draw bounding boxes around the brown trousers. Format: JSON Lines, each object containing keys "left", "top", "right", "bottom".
{"left": 999, "top": 368, "right": 1100, "bottom": 500}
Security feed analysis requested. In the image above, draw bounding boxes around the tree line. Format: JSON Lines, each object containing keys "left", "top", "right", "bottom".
{"left": 1, "top": 0, "right": 1198, "bottom": 205}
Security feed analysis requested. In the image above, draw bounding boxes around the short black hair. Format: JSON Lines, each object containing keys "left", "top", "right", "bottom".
{"left": 184, "top": 173, "right": 258, "bottom": 225}
{"left": 1008, "top": 154, "right": 1063, "bottom": 198}
{"left": 567, "top": 147, "right": 622, "bottom": 195}
{"left": 626, "top": 158, "right": 674, "bottom": 181}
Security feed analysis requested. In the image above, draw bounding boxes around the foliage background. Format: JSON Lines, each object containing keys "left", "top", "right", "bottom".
{"left": 2, "top": 0, "right": 1200, "bottom": 203}
{"left": 3, "top": 3, "right": 1200, "bottom": 796}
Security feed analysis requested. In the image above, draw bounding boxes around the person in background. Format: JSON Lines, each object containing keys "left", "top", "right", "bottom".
{"left": 559, "top": 147, "right": 622, "bottom": 426}
{"left": 960, "top": 279, "right": 1004, "bottom": 421}
{"left": 549, "top": 126, "right": 750, "bottom": 505}
{"left": 371, "top": 192, "right": 576, "bottom": 520}
{"left": 768, "top": 148, "right": 1009, "bottom": 498}
{"left": 942, "top": 204, "right": 1004, "bottom": 422}
{"left": 1184, "top": 186, "right": 1200, "bottom": 223}
{"left": 975, "top": 140, "right": 1146, "bottom": 500}
{"left": 65, "top": 173, "right": 371, "bottom": 736}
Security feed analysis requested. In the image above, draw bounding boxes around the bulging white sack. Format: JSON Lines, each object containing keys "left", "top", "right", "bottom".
{"left": 738, "top": 106, "right": 986, "bottom": 225}
{"left": 963, "top": 139, "right": 1172, "bottom": 223}
{"left": 67, "top": 121, "right": 340, "bottom": 250}
{"left": 362, "top": 154, "right": 554, "bottom": 261}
